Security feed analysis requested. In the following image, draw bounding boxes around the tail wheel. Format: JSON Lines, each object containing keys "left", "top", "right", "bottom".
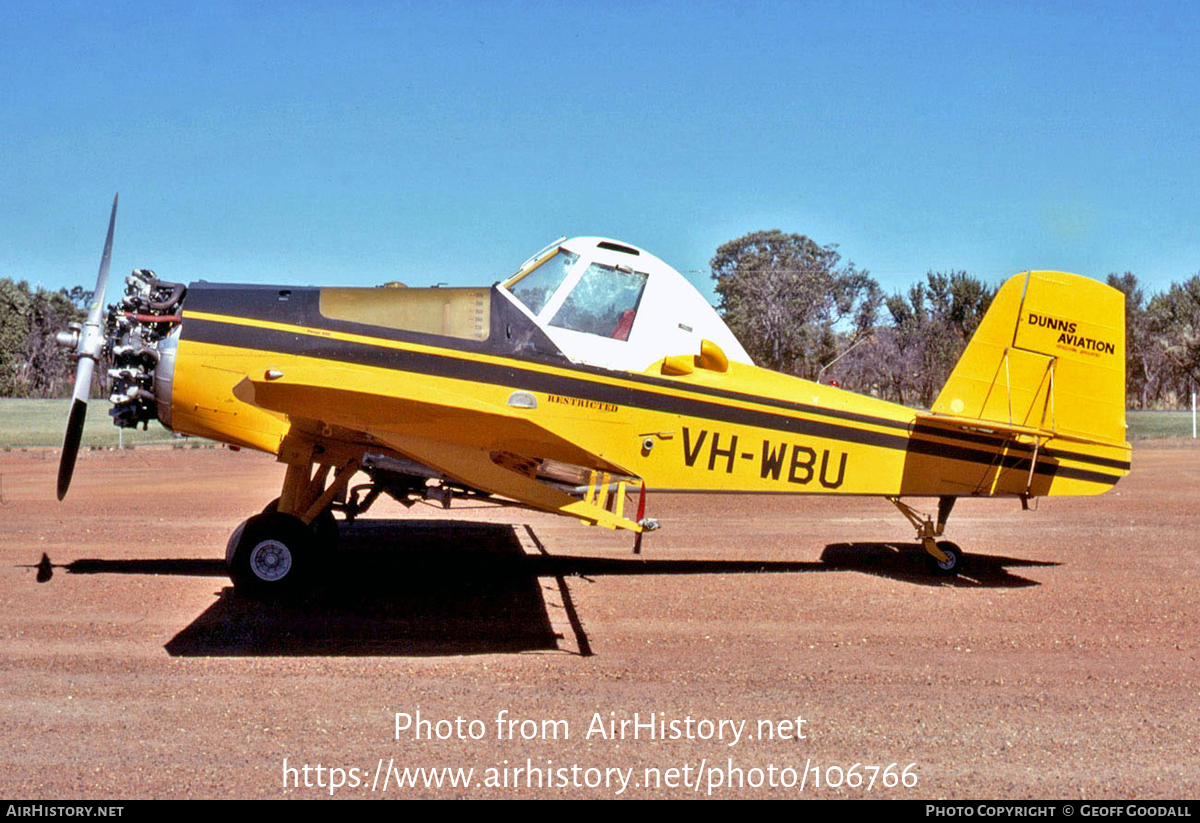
{"left": 925, "top": 541, "right": 965, "bottom": 577}
{"left": 228, "top": 511, "right": 316, "bottom": 597}
{"left": 262, "top": 497, "right": 339, "bottom": 549}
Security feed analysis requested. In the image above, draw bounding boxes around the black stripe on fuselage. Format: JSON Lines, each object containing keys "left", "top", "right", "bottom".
{"left": 182, "top": 315, "right": 1124, "bottom": 487}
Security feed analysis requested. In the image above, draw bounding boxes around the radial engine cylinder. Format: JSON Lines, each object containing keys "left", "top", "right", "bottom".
{"left": 104, "top": 269, "right": 186, "bottom": 430}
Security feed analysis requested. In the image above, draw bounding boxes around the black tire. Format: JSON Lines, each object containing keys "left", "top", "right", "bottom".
{"left": 228, "top": 511, "right": 317, "bottom": 597}
{"left": 262, "top": 497, "right": 339, "bottom": 549}
{"left": 925, "top": 541, "right": 965, "bottom": 577}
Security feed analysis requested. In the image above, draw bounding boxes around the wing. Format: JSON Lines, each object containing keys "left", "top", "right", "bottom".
{"left": 233, "top": 369, "right": 645, "bottom": 531}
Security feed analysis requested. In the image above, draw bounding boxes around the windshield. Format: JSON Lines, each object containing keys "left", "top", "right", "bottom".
{"left": 550, "top": 262, "right": 648, "bottom": 340}
{"left": 508, "top": 249, "right": 578, "bottom": 316}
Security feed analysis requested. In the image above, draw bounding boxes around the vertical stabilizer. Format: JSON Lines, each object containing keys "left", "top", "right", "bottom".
{"left": 932, "top": 271, "right": 1126, "bottom": 446}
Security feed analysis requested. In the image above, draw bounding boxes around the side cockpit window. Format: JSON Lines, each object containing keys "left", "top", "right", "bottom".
{"left": 550, "top": 262, "right": 648, "bottom": 341}
{"left": 319, "top": 287, "right": 490, "bottom": 340}
{"left": 509, "top": 249, "right": 579, "bottom": 315}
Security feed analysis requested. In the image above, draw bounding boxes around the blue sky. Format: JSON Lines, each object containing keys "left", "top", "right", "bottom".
{"left": 2, "top": 0, "right": 1198, "bottom": 301}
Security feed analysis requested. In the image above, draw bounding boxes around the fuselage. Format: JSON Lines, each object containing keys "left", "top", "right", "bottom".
{"left": 161, "top": 280, "right": 1129, "bottom": 498}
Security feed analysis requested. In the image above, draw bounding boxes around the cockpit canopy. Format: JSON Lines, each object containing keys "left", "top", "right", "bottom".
{"left": 498, "top": 237, "right": 752, "bottom": 372}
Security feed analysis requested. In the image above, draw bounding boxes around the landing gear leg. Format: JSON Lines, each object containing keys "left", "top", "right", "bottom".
{"left": 226, "top": 442, "right": 360, "bottom": 597}
{"left": 888, "top": 496, "right": 965, "bottom": 577}
{"left": 262, "top": 497, "right": 340, "bottom": 549}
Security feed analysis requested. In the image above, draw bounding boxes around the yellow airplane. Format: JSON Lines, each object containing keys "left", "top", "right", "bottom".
{"left": 57, "top": 196, "right": 1130, "bottom": 594}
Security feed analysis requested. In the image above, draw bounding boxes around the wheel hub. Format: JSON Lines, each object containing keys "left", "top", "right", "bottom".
{"left": 249, "top": 539, "right": 292, "bottom": 581}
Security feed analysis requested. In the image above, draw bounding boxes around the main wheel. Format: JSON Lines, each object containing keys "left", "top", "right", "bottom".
{"left": 228, "top": 511, "right": 317, "bottom": 597}
{"left": 262, "top": 497, "right": 339, "bottom": 549}
{"left": 925, "top": 540, "right": 965, "bottom": 577}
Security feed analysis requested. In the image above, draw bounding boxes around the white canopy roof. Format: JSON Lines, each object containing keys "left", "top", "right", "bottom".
{"left": 497, "top": 237, "right": 752, "bottom": 372}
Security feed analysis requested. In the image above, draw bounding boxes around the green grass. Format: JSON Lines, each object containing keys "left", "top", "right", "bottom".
{"left": 1126, "top": 409, "right": 1197, "bottom": 440}
{"left": 0, "top": 399, "right": 211, "bottom": 449}
{"left": 0, "top": 399, "right": 1192, "bottom": 448}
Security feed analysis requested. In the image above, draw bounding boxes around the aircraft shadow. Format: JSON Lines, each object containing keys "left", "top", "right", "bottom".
{"left": 26, "top": 522, "right": 1057, "bottom": 657}
{"left": 819, "top": 542, "right": 1057, "bottom": 588}
{"left": 163, "top": 521, "right": 564, "bottom": 657}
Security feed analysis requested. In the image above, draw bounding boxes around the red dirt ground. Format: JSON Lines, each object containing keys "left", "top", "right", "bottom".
{"left": 1, "top": 445, "right": 1196, "bottom": 799}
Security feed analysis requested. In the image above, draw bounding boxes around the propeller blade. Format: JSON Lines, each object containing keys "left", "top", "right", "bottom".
{"left": 56, "top": 396, "right": 89, "bottom": 500}
{"left": 86, "top": 193, "right": 118, "bottom": 329}
{"left": 57, "top": 357, "right": 94, "bottom": 499}
{"left": 57, "top": 195, "right": 118, "bottom": 501}
{"left": 55, "top": 402, "right": 84, "bottom": 500}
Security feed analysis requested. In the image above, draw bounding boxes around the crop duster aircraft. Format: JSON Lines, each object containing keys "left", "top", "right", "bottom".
{"left": 56, "top": 196, "right": 1130, "bottom": 595}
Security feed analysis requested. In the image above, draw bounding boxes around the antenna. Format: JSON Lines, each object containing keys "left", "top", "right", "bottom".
{"left": 816, "top": 334, "right": 873, "bottom": 385}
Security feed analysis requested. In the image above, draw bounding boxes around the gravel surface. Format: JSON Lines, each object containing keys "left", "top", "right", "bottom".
{"left": 1, "top": 445, "right": 1196, "bottom": 799}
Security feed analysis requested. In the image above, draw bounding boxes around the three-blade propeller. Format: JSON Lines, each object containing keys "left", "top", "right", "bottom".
{"left": 56, "top": 194, "right": 118, "bottom": 501}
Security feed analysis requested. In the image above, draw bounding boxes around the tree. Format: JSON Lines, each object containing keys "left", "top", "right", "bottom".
{"left": 835, "top": 271, "right": 993, "bottom": 410}
{"left": 0, "top": 279, "right": 33, "bottom": 396}
{"left": 1106, "top": 272, "right": 1164, "bottom": 408}
{"left": 879, "top": 271, "right": 994, "bottom": 407}
{"left": 710, "top": 230, "right": 881, "bottom": 379}
{"left": 1147, "top": 274, "right": 1200, "bottom": 401}
{"left": 0, "top": 278, "right": 85, "bottom": 397}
